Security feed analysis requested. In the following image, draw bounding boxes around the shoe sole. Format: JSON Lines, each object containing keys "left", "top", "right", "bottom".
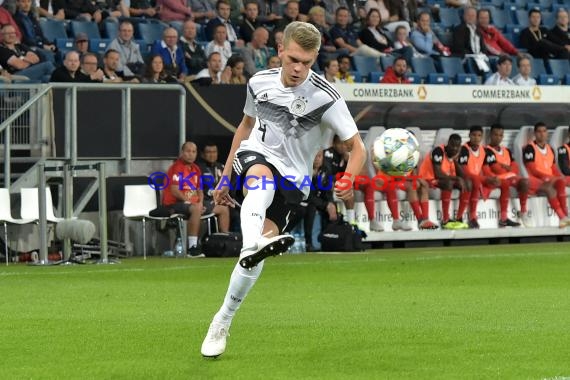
{"left": 239, "top": 236, "right": 294, "bottom": 269}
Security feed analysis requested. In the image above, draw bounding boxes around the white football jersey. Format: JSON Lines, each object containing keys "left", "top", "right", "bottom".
{"left": 238, "top": 68, "right": 358, "bottom": 198}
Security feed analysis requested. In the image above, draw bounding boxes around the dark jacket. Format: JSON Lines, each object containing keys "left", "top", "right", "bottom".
{"left": 49, "top": 66, "right": 92, "bottom": 82}
{"left": 547, "top": 25, "right": 570, "bottom": 48}
{"left": 519, "top": 26, "right": 568, "bottom": 59}
{"left": 358, "top": 27, "right": 392, "bottom": 52}
{"left": 14, "top": 10, "right": 50, "bottom": 47}
{"left": 451, "top": 23, "right": 487, "bottom": 56}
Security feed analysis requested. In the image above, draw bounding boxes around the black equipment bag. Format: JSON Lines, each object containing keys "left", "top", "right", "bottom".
{"left": 202, "top": 232, "right": 243, "bottom": 257}
{"left": 320, "top": 219, "right": 367, "bottom": 252}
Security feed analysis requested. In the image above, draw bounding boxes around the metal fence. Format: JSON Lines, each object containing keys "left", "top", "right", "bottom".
{"left": 0, "top": 87, "right": 39, "bottom": 147}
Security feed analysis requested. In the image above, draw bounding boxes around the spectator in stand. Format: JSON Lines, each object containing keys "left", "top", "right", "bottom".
{"left": 336, "top": 53, "right": 354, "bottom": 82}
{"left": 275, "top": 0, "right": 306, "bottom": 31}
{"left": 37, "top": 0, "right": 66, "bottom": 20}
{"left": 129, "top": 0, "right": 159, "bottom": 19}
{"left": 96, "top": 0, "right": 130, "bottom": 21}
{"left": 483, "top": 123, "right": 529, "bottom": 227}
{"left": 452, "top": 6, "right": 490, "bottom": 73}
{"left": 157, "top": 0, "right": 192, "bottom": 23}
{"left": 332, "top": 7, "right": 380, "bottom": 57}
{"left": 162, "top": 141, "right": 206, "bottom": 256}
{"left": 225, "top": 54, "right": 247, "bottom": 83}
{"left": 547, "top": 8, "right": 570, "bottom": 56}
{"left": 206, "top": 0, "right": 239, "bottom": 45}
{"left": 557, "top": 135, "right": 570, "bottom": 183}
{"left": 196, "top": 143, "right": 231, "bottom": 232}
{"left": 256, "top": 0, "right": 282, "bottom": 26}
{"left": 380, "top": 56, "right": 410, "bottom": 83}
{"left": 267, "top": 54, "right": 280, "bottom": 68}
{"left": 299, "top": 0, "right": 325, "bottom": 17}
{"left": 418, "top": 133, "right": 470, "bottom": 230}
{"left": 79, "top": 52, "right": 104, "bottom": 81}
{"left": 477, "top": 8, "right": 519, "bottom": 57}
{"left": 151, "top": 27, "right": 188, "bottom": 80}
{"left": 484, "top": 55, "right": 514, "bottom": 85}
{"left": 14, "top": 0, "right": 56, "bottom": 63}
{"left": 386, "top": 0, "right": 416, "bottom": 33}
{"left": 239, "top": 0, "right": 261, "bottom": 43}
{"left": 520, "top": 9, "right": 569, "bottom": 59}
{"left": 141, "top": 54, "right": 178, "bottom": 83}
{"left": 270, "top": 28, "right": 284, "bottom": 50}
{"left": 411, "top": 11, "right": 451, "bottom": 57}
{"left": 364, "top": 0, "right": 388, "bottom": 22}
{"left": 457, "top": 125, "right": 502, "bottom": 229}
{"left": 228, "top": 0, "right": 244, "bottom": 25}
{"left": 323, "top": 57, "right": 338, "bottom": 83}
{"left": 190, "top": 0, "right": 216, "bottom": 24}
{"left": 74, "top": 33, "right": 90, "bottom": 58}
{"left": 358, "top": 9, "right": 413, "bottom": 61}
{"left": 523, "top": 122, "right": 570, "bottom": 228}
{"left": 0, "top": 24, "right": 54, "bottom": 81}
{"left": 180, "top": 20, "right": 207, "bottom": 76}
{"left": 324, "top": 0, "right": 356, "bottom": 26}
{"left": 0, "top": 5, "right": 22, "bottom": 42}
{"left": 101, "top": 49, "right": 139, "bottom": 82}
{"left": 302, "top": 150, "right": 337, "bottom": 251}
{"left": 107, "top": 20, "right": 144, "bottom": 78}
{"left": 512, "top": 54, "right": 536, "bottom": 86}
{"left": 49, "top": 50, "right": 90, "bottom": 82}
{"left": 394, "top": 25, "right": 422, "bottom": 57}
{"left": 193, "top": 51, "right": 225, "bottom": 84}
{"left": 62, "top": 0, "right": 102, "bottom": 22}
{"left": 308, "top": 5, "right": 335, "bottom": 52}
{"left": 241, "top": 26, "right": 270, "bottom": 75}
{"left": 205, "top": 24, "right": 232, "bottom": 69}
{"left": 445, "top": 0, "right": 477, "bottom": 8}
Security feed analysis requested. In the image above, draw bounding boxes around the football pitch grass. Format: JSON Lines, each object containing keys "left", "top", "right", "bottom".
{"left": 1, "top": 243, "right": 570, "bottom": 380}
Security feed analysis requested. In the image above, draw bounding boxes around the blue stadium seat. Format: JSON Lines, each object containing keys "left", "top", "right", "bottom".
{"left": 406, "top": 73, "right": 422, "bottom": 84}
{"left": 55, "top": 39, "right": 74, "bottom": 52}
{"left": 536, "top": 0, "right": 554, "bottom": 10}
{"left": 89, "top": 38, "right": 111, "bottom": 54}
{"left": 564, "top": 74, "right": 570, "bottom": 85}
{"left": 439, "top": 57, "right": 466, "bottom": 83}
{"left": 70, "top": 21, "right": 101, "bottom": 39}
{"left": 411, "top": 57, "right": 437, "bottom": 80}
{"left": 531, "top": 58, "right": 548, "bottom": 78}
{"left": 439, "top": 8, "right": 461, "bottom": 29}
{"left": 515, "top": 10, "right": 530, "bottom": 27}
{"left": 541, "top": 11, "right": 555, "bottom": 27}
{"left": 380, "top": 55, "right": 395, "bottom": 71}
{"left": 352, "top": 56, "right": 381, "bottom": 79}
{"left": 490, "top": 8, "right": 513, "bottom": 29}
{"left": 537, "top": 74, "right": 559, "bottom": 84}
{"left": 368, "top": 71, "right": 383, "bottom": 83}
{"left": 138, "top": 23, "right": 167, "bottom": 45}
{"left": 427, "top": 73, "right": 449, "bottom": 84}
{"left": 103, "top": 19, "right": 119, "bottom": 40}
{"left": 350, "top": 71, "right": 362, "bottom": 83}
{"left": 547, "top": 59, "right": 570, "bottom": 78}
{"left": 505, "top": 0, "right": 528, "bottom": 10}
{"left": 196, "top": 23, "right": 207, "bottom": 42}
{"left": 435, "top": 29, "right": 453, "bottom": 47}
{"left": 39, "top": 19, "right": 67, "bottom": 43}
{"left": 456, "top": 74, "right": 478, "bottom": 84}
{"left": 510, "top": 56, "right": 519, "bottom": 77}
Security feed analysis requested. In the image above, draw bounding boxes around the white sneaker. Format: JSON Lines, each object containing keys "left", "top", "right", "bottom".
{"left": 391, "top": 219, "right": 412, "bottom": 231}
{"left": 369, "top": 219, "right": 384, "bottom": 232}
{"left": 559, "top": 217, "right": 570, "bottom": 229}
{"left": 239, "top": 235, "right": 294, "bottom": 269}
{"left": 201, "top": 321, "right": 230, "bottom": 358}
{"left": 519, "top": 211, "right": 533, "bottom": 228}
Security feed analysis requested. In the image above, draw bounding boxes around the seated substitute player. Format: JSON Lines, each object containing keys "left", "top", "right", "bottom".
{"left": 324, "top": 135, "right": 356, "bottom": 224}
{"left": 457, "top": 125, "right": 501, "bottom": 229}
{"left": 418, "top": 134, "right": 470, "bottom": 229}
{"left": 557, "top": 134, "right": 570, "bottom": 185}
{"left": 523, "top": 122, "right": 570, "bottom": 228}
{"left": 483, "top": 124, "right": 529, "bottom": 227}
{"left": 162, "top": 141, "right": 204, "bottom": 256}
{"left": 201, "top": 21, "right": 366, "bottom": 358}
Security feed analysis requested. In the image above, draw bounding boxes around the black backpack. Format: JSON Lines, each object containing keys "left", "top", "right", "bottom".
{"left": 201, "top": 232, "right": 243, "bottom": 257}
{"left": 319, "top": 218, "right": 367, "bottom": 252}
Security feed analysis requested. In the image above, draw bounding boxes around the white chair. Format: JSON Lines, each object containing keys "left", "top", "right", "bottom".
{"left": 512, "top": 126, "right": 534, "bottom": 178}
{"left": 20, "top": 187, "right": 65, "bottom": 223}
{"left": 0, "top": 189, "right": 36, "bottom": 265}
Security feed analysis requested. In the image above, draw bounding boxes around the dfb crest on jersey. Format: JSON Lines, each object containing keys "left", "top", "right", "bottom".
{"left": 290, "top": 96, "right": 307, "bottom": 115}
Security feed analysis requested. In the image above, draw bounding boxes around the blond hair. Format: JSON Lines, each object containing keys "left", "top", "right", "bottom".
{"left": 308, "top": 6, "right": 325, "bottom": 17}
{"left": 282, "top": 21, "right": 321, "bottom": 52}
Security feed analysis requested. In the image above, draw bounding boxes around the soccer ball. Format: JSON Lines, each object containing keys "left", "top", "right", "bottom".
{"left": 372, "top": 128, "right": 420, "bottom": 176}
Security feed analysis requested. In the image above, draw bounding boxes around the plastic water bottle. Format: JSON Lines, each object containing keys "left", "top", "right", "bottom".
{"left": 174, "top": 237, "right": 184, "bottom": 257}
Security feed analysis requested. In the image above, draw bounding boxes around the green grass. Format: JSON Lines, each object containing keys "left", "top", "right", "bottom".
{"left": 1, "top": 243, "right": 570, "bottom": 379}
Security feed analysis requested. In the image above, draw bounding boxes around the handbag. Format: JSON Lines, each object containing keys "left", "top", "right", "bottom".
{"left": 320, "top": 218, "right": 367, "bottom": 252}
{"left": 201, "top": 232, "right": 243, "bottom": 257}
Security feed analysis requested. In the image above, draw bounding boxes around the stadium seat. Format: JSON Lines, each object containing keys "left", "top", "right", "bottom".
{"left": 39, "top": 19, "right": 67, "bottom": 43}
{"left": 547, "top": 59, "right": 570, "bottom": 78}
{"left": 138, "top": 23, "right": 167, "bottom": 45}
{"left": 70, "top": 21, "right": 101, "bottom": 39}
{"left": 439, "top": 8, "right": 461, "bottom": 29}
{"left": 456, "top": 74, "right": 478, "bottom": 84}
{"left": 427, "top": 73, "right": 449, "bottom": 84}
{"left": 89, "top": 38, "right": 111, "bottom": 54}
{"left": 515, "top": 10, "right": 530, "bottom": 27}
{"left": 406, "top": 73, "right": 422, "bottom": 83}
{"left": 352, "top": 55, "right": 381, "bottom": 80}
{"left": 531, "top": 58, "right": 548, "bottom": 78}
{"left": 368, "top": 71, "right": 383, "bottom": 83}
{"left": 512, "top": 126, "right": 534, "bottom": 178}
{"left": 439, "top": 57, "right": 467, "bottom": 83}
{"left": 541, "top": 11, "right": 555, "bottom": 27}
{"left": 489, "top": 8, "right": 512, "bottom": 29}
{"left": 411, "top": 57, "right": 437, "bottom": 80}
{"left": 380, "top": 55, "right": 395, "bottom": 71}
{"left": 565, "top": 74, "right": 570, "bottom": 85}
{"left": 20, "top": 188, "right": 65, "bottom": 223}
{"left": 350, "top": 71, "right": 362, "bottom": 83}
{"left": 537, "top": 74, "right": 559, "bottom": 85}
{"left": 103, "top": 19, "right": 119, "bottom": 40}
{"left": 55, "top": 39, "right": 74, "bottom": 53}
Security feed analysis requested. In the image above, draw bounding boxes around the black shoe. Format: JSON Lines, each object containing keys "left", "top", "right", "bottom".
{"left": 187, "top": 246, "right": 205, "bottom": 258}
{"left": 239, "top": 235, "right": 294, "bottom": 269}
{"left": 468, "top": 219, "right": 480, "bottom": 229}
{"left": 498, "top": 218, "right": 521, "bottom": 228}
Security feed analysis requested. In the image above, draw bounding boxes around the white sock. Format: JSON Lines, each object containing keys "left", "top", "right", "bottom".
{"left": 213, "top": 260, "right": 264, "bottom": 326}
{"left": 240, "top": 179, "right": 275, "bottom": 249}
{"left": 346, "top": 209, "right": 355, "bottom": 223}
{"left": 187, "top": 236, "right": 198, "bottom": 248}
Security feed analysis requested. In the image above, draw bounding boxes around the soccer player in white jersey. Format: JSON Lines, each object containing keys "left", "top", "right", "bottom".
{"left": 200, "top": 21, "right": 366, "bottom": 358}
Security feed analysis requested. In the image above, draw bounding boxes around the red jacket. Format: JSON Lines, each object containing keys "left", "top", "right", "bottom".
{"left": 478, "top": 25, "right": 518, "bottom": 56}
{"left": 380, "top": 67, "right": 411, "bottom": 84}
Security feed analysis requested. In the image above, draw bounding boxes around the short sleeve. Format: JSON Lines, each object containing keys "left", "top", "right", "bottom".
{"left": 484, "top": 147, "right": 496, "bottom": 165}
{"left": 431, "top": 146, "right": 444, "bottom": 166}
{"left": 321, "top": 99, "right": 358, "bottom": 142}
{"left": 458, "top": 146, "right": 469, "bottom": 166}
{"left": 522, "top": 145, "right": 535, "bottom": 163}
{"left": 243, "top": 84, "right": 256, "bottom": 117}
